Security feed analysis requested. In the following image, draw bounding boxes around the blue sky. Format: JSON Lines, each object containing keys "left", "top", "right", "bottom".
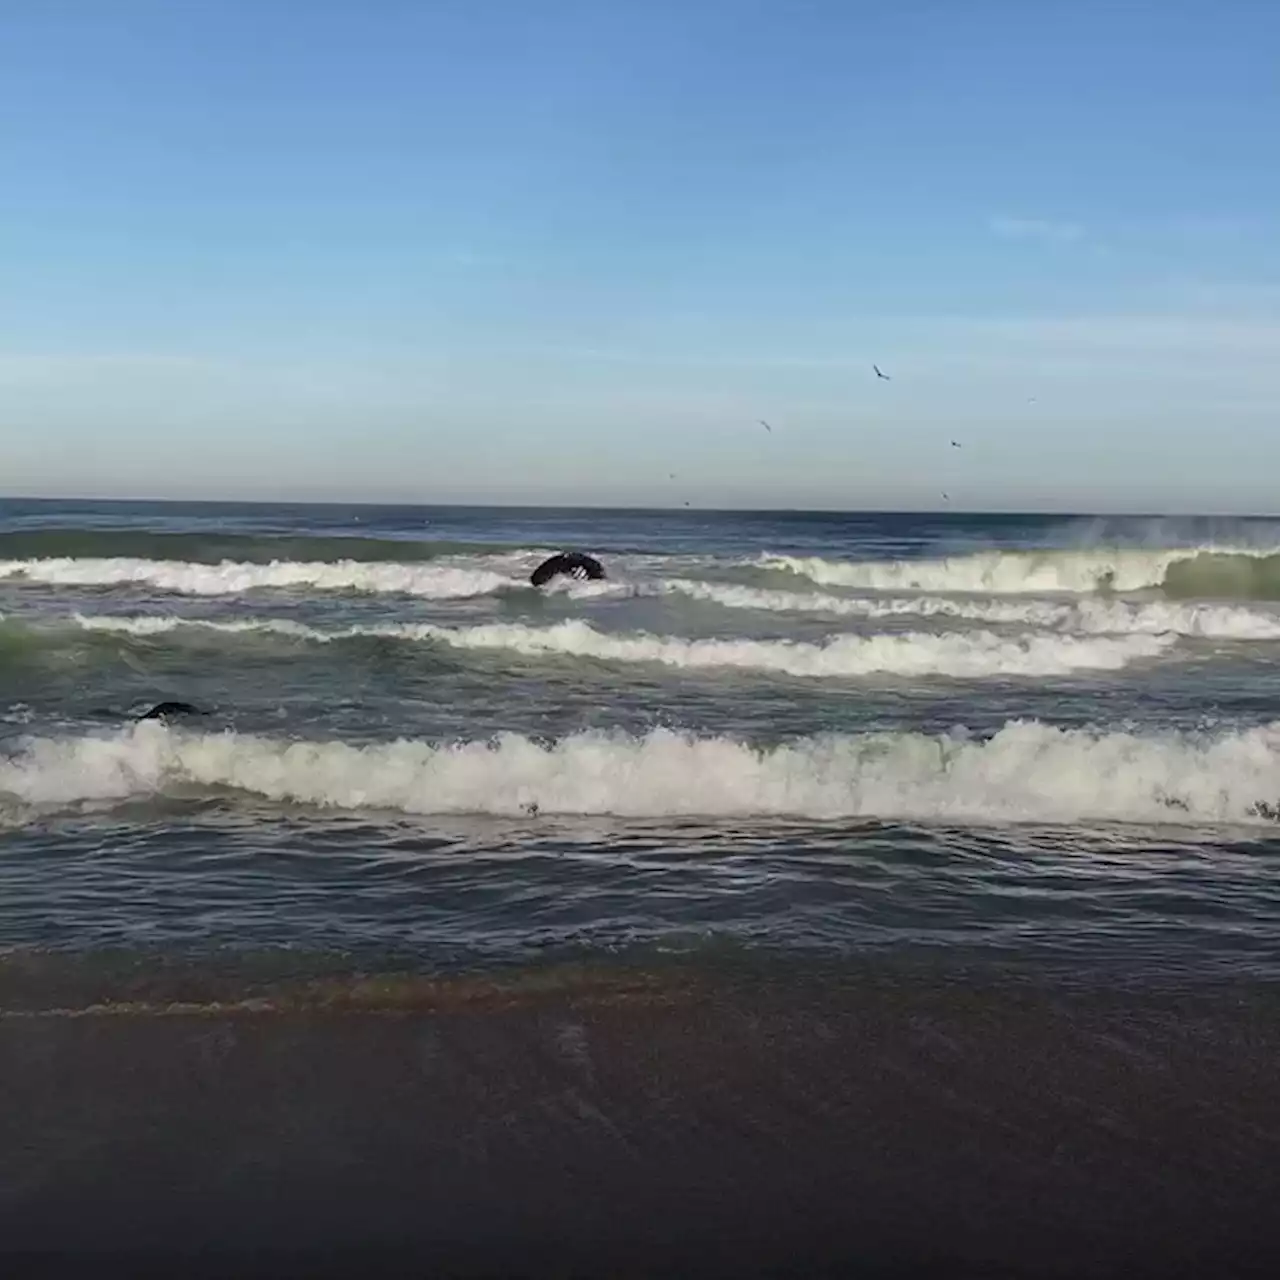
{"left": 1, "top": 0, "right": 1277, "bottom": 510}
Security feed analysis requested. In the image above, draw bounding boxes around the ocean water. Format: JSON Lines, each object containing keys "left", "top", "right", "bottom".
{"left": 3, "top": 497, "right": 1280, "bottom": 989}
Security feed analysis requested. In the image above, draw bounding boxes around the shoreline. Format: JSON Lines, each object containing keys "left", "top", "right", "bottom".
{"left": 1, "top": 959, "right": 1278, "bottom": 1277}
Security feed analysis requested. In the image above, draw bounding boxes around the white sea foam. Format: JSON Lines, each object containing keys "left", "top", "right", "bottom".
{"left": 71, "top": 614, "right": 1175, "bottom": 679}
{"left": 7, "top": 544, "right": 1280, "bottom": 606}
{"left": 662, "top": 579, "right": 1280, "bottom": 639}
{"left": 538, "top": 576, "right": 635, "bottom": 601}
{"left": 0, "top": 556, "right": 522, "bottom": 598}
{"left": 760, "top": 545, "right": 1280, "bottom": 595}
{"left": 4, "top": 720, "right": 1280, "bottom": 825}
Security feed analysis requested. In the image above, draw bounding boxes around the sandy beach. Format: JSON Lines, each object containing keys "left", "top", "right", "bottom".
{"left": 2, "top": 961, "right": 1278, "bottom": 1278}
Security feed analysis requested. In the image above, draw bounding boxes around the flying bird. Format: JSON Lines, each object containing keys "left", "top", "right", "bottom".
{"left": 873, "top": 364, "right": 891, "bottom": 380}
{"left": 950, "top": 439, "right": 962, "bottom": 448}
{"left": 941, "top": 492, "right": 950, "bottom": 502}
{"left": 758, "top": 419, "right": 773, "bottom": 433}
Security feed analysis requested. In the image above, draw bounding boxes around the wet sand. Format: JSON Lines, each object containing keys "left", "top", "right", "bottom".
{"left": 1, "top": 961, "right": 1278, "bottom": 1278}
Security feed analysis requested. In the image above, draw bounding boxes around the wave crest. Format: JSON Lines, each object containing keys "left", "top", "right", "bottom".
{"left": 0, "top": 557, "right": 520, "bottom": 598}
{"left": 761, "top": 546, "right": 1280, "bottom": 598}
{"left": 71, "top": 614, "right": 1174, "bottom": 679}
{"left": 4, "top": 720, "right": 1280, "bottom": 824}
{"left": 664, "top": 579, "right": 1280, "bottom": 638}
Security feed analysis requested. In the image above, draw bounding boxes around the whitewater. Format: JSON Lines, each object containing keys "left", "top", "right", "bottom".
{"left": 2, "top": 499, "right": 1279, "bottom": 981}
{"left": 8, "top": 718, "right": 1280, "bottom": 826}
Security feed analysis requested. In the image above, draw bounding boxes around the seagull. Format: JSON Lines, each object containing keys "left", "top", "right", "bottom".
{"left": 668, "top": 472, "right": 677, "bottom": 480}
{"left": 950, "top": 439, "right": 962, "bottom": 448}
{"left": 941, "top": 491, "right": 950, "bottom": 502}
{"left": 758, "top": 419, "right": 772, "bottom": 433}
{"left": 873, "top": 364, "right": 891, "bottom": 380}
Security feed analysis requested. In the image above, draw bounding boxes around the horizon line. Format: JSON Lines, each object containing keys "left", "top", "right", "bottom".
{"left": 3, "top": 493, "right": 1279, "bottom": 521}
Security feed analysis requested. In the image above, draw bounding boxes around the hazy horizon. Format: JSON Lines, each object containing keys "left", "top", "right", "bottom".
{"left": 8, "top": 491, "right": 1280, "bottom": 524}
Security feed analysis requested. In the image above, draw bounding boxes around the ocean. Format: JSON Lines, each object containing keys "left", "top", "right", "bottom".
{"left": 5, "top": 497, "right": 1280, "bottom": 1275}
{"left": 2, "top": 497, "right": 1280, "bottom": 987}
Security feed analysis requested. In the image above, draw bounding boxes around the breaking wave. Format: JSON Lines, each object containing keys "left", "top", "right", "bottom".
{"left": 0, "top": 556, "right": 524, "bottom": 599}
{"left": 5, "top": 719, "right": 1280, "bottom": 825}
{"left": 762, "top": 546, "right": 1280, "bottom": 599}
{"left": 71, "top": 613, "right": 1174, "bottom": 679}
{"left": 9, "top": 544, "right": 1280, "bottom": 609}
{"left": 663, "top": 580, "right": 1280, "bottom": 639}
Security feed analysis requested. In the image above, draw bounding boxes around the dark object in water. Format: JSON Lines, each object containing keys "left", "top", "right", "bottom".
{"left": 136, "top": 701, "right": 207, "bottom": 723}
{"left": 529, "top": 552, "right": 606, "bottom": 588}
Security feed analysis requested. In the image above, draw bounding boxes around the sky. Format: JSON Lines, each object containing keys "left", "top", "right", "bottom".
{"left": 1, "top": 0, "right": 1278, "bottom": 512}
